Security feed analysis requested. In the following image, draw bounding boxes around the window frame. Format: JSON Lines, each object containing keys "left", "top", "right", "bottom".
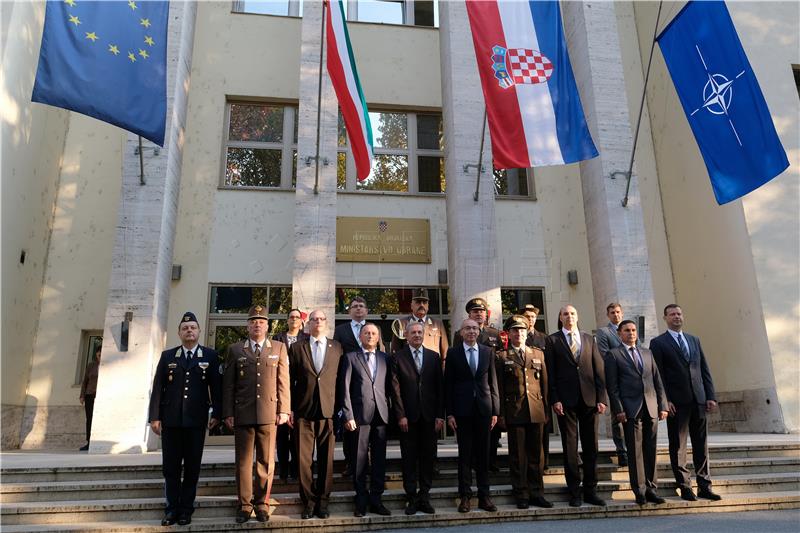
{"left": 494, "top": 167, "right": 538, "bottom": 201}
{"left": 232, "top": 0, "right": 302, "bottom": 17}
{"left": 500, "top": 286, "right": 548, "bottom": 333}
{"left": 349, "top": 0, "right": 438, "bottom": 28}
{"left": 74, "top": 330, "right": 103, "bottom": 387}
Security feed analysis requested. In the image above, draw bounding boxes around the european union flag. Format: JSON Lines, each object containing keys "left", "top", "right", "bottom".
{"left": 656, "top": 1, "right": 788, "bottom": 205}
{"left": 32, "top": 1, "right": 169, "bottom": 146}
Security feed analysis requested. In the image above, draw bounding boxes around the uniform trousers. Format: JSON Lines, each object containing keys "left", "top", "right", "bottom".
{"left": 295, "top": 418, "right": 335, "bottom": 510}
{"left": 234, "top": 424, "right": 277, "bottom": 512}
{"left": 667, "top": 403, "right": 712, "bottom": 490}
{"left": 161, "top": 426, "right": 206, "bottom": 516}
{"left": 398, "top": 418, "right": 437, "bottom": 502}
{"left": 556, "top": 399, "right": 599, "bottom": 498}
{"left": 507, "top": 422, "right": 544, "bottom": 500}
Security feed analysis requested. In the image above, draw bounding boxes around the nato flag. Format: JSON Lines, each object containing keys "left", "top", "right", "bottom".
{"left": 656, "top": 1, "right": 788, "bottom": 205}
{"left": 32, "top": 1, "right": 169, "bottom": 146}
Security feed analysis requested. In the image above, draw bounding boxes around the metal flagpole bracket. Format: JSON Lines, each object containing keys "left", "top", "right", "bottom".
{"left": 463, "top": 163, "right": 487, "bottom": 174}
{"left": 134, "top": 137, "right": 160, "bottom": 186}
{"left": 304, "top": 156, "right": 330, "bottom": 166}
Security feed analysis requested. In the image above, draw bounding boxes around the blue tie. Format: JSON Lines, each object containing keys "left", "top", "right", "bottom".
{"left": 468, "top": 347, "right": 477, "bottom": 375}
{"left": 677, "top": 334, "right": 690, "bottom": 362}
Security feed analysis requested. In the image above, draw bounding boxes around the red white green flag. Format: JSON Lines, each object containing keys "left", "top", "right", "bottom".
{"left": 325, "top": 0, "right": 373, "bottom": 181}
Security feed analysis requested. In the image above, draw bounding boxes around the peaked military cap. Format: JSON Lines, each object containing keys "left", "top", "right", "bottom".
{"left": 180, "top": 311, "right": 199, "bottom": 325}
{"left": 504, "top": 314, "right": 530, "bottom": 331}
{"left": 465, "top": 297, "right": 488, "bottom": 312}
{"left": 247, "top": 304, "right": 269, "bottom": 321}
{"left": 412, "top": 288, "right": 429, "bottom": 301}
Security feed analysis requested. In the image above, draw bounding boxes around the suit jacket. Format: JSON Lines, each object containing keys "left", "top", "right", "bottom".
{"left": 605, "top": 345, "right": 667, "bottom": 419}
{"left": 288, "top": 337, "right": 343, "bottom": 419}
{"left": 390, "top": 346, "right": 444, "bottom": 423}
{"left": 148, "top": 345, "right": 222, "bottom": 428}
{"left": 526, "top": 329, "right": 548, "bottom": 351}
{"left": 453, "top": 325, "right": 502, "bottom": 351}
{"left": 545, "top": 330, "right": 607, "bottom": 408}
{"left": 650, "top": 331, "right": 715, "bottom": 407}
{"left": 337, "top": 349, "right": 391, "bottom": 426}
{"left": 595, "top": 322, "right": 640, "bottom": 357}
{"left": 444, "top": 344, "right": 499, "bottom": 418}
{"left": 333, "top": 322, "right": 385, "bottom": 355}
{"left": 273, "top": 330, "right": 310, "bottom": 350}
{"left": 222, "top": 339, "right": 290, "bottom": 425}
{"left": 390, "top": 316, "right": 450, "bottom": 359}
{"left": 496, "top": 345, "right": 548, "bottom": 424}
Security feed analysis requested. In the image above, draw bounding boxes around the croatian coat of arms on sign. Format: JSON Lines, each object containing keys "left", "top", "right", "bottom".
{"left": 491, "top": 45, "right": 554, "bottom": 89}
{"left": 378, "top": 220, "right": 388, "bottom": 232}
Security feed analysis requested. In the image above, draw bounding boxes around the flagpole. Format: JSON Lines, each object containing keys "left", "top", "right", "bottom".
{"left": 473, "top": 110, "right": 488, "bottom": 202}
{"left": 137, "top": 136, "right": 145, "bottom": 185}
{"left": 622, "top": 0, "right": 662, "bottom": 208}
{"left": 313, "top": 1, "right": 327, "bottom": 195}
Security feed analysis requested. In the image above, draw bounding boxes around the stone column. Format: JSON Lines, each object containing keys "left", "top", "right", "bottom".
{"left": 439, "top": 1, "right": 502, "bottom": 329}
{"left": 561, "top": 2, "right": 658, "bottom": 340}
{"left": 291, "top": 1, "right": 338, "bottom": 323}
{"left": 90, "top": 1, "right": 197, "bottom": 453}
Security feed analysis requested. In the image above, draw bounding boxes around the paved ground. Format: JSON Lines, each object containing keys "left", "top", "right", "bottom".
{"left": 381, "top": 510, "right": 800, "bottom": 533}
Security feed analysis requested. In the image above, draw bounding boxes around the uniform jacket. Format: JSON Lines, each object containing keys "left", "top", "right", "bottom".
{"left": 650, "top": 331, "right": 715, "bottom": 407}
{"left": 337, "top": 349, "right": 391, "bottom": 426}
{"left": 390, "top": 346, "right": 444, "bottom": 423}
{"left": 545, "top": 330, "right": 607, "bottom": 408}
{"left": 222, "top": 339, "right": 290, "bottom": 425}
{"left": 605, "top": 345, "right": 668, "bottom": 419}
{"left": 390, "top": 316, "right": 449, "bottom": 359}
{"left": 288, "top": 337, "right": 343, "bottom": 419}
{"left": 525, "top": 329, "right": 548, "bottom": 351}
{"left": 148, "top": 345, "right": 222, "bottom": 428}
{"left": 496, "top": 345, "right": 548, "bottom": 424}
{"left": 444, "top": 344, "right": 499, "bottom": 418}
{"left": 452, "top": 325, "right": 502, "bottom": 351}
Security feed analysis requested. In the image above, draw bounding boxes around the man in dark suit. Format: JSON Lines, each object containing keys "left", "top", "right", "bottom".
{"left": 148, "top": 312, "right": 222, "bottom": 527}
{"left": 594, "top": 302, "right": 630, "bottom": 466}
{"left": 288, "top": 309, "right": 342, "bottom": 519}
{"left": 223, "top": 305, "right": 290, "bottom": 524}
{"left": 496, "top": 315, "right": 552, "bottom": 510}
{"left": 650, "top": 304, "right": 721, "bottom": 501}
{"left": 605, "top": 320, "right": 668, "bottom": 505}
{"left": 390, "top": 321, "right": 444, "bottom": 515}
{"left": 445, "top": 318, "right": 499, "bottom": 513}
{"left": 337, "top": 323, "right": 392, "bottom": 517}
{"left": 545, "top": 304, "right": 608, "bottom": 507}
{"left": 523, "top": 305, "right": 547, "bottom": 350}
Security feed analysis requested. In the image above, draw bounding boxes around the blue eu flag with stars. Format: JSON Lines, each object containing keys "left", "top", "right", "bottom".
{"left": 32, "top": 0, "right": 169, "bottom": 146}
{"left": 656, "top": 1, "right": 788, "bottom": 205}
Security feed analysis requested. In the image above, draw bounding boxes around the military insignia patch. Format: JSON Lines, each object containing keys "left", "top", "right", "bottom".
{"left": 198, "top": 362, "right": 209, "bottom": 370}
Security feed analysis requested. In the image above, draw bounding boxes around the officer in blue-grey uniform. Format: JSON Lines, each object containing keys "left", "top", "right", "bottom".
{"left": 148, "top": 312, "right": 222, "bottom": 526}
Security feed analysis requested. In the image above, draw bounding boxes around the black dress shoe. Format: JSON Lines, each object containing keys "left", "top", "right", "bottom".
{"left": 255, "top": 509, "right": 269, "bottom": 522}
{"left": 634, "top": 493, "right": 646, "bottom": 505}
{"left": 478, "top": 497, "right": 497, "bottom": 512}
{"left": 369, "top": 503, "right": 391, "bottom": 516}
{"left": 583, "top": 493, "right": 606, "bottom": 506}
{"left": 301, "top": 507, "right": 314, "bottom": 519}
{"left": 235, "top": 510, "right": 251, "bottom": 523}
{"left": 316, "top": 507, "right": 330, "bottom": 519}
{"left": 569, "top": 496, "right": 582, "bottom": 507}
{"left": 177, "top": 515, "right": 191, "bottom": 526}
{"left": 458, "top": 497, "right": 471, "bottom": 513}
{"left": 680, "top": 487, "right": 697, "bottom": 501}
{"left": 161, "top": 513, "right": 178, "bottom": 526}
{"left": 405, "top": 501, "right": 417, "bottom": 515}
{"left": 516, "top": 499, "right": 529, "bottom": 509}
{"left": 417, "top": 500, "right": 435, "bottom": 514}
{"left": 354, "top": 507, "right": 366, "bottom": 517}
{"left": 617, "top": 453, "right": 628, "bottom": 467}
{"left": 698, "top": 488, "right": 722, "bottom": 501}
{"left": 529, "top": 496, "right": 553, "bottom": 508}
{"left": 79, "top": 443, "right": 90, "bottom": 451}
{"left": 645, "top": 491, "right": 665, "bottom": 504}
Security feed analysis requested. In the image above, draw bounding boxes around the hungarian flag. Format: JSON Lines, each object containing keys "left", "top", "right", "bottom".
{"left": 465, "top": 0, "right": 598, "bottom": 169}
{"left": 326, "top": 0, "right": 373, "bottom": 180}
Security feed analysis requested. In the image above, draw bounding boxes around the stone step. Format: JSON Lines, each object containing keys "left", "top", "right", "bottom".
{"left": 1, "top": 490, "right": 798, "bottom": 532}
{"left": 4, "top": 456, "right": 797, "bottom": 503}
{"left": 2, "top": 474, "right": 798, "bottom": 526}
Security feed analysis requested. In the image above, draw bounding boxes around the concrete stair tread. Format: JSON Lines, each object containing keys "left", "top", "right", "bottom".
{"left": 1, "top": 490, "right": 799, "bottom": 532}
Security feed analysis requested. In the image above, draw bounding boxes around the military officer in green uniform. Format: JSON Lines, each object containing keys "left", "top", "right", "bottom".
{"left": 496, "top": 315, "right": 553, "bottom": 509}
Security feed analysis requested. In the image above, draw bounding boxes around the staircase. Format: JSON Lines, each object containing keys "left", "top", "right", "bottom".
{"left": 2, "top": 435, "right": 798, "bottom": 532}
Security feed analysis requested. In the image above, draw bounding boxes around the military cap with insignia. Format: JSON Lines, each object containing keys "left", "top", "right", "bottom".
{"left": 465, "top": 297, "right": 488, "bottom": 312}
{"left": 247, "top": 304, "right": 269, "bottom": 321}
{"left": 504, "top": 314, "right": 531, "bottom": 331}
{"left": 412, "top": 288, "right": 429, "bottom": 301}
{"left": 522, "top": 304, "right": 540, "bottom": 314}
{"left": 180, "top": 312, "right": 199, "bottom": 325}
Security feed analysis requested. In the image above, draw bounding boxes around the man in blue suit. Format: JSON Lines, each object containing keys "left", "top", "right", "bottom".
{"left": 148, "top": 312, "right": 222, "bottom": 526}
{"left": 445, "top": 318, "right": 499, "bottom": 514}
{"left": 337, "top": 323, "right": 392, "bottom": 517}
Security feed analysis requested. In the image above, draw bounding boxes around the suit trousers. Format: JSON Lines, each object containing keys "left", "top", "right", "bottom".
{"left": 667, "top": 403, "right": 711, "bottom": 490}
{"left": 83, "top": 394, "right": 96, "bottom": 442}
{"left": 351, "top": 421, "right": 387, "bottom": 509}
{"left": 623, "top": 412, "right": 658, "bottom": 495}
{"left": 295, "top": 418, "right": 335, "bottom": 510}
{"left": 234, "top": 424, "right": 277, "bottom": 512}
{"left": 276, "top": 424, "right": 296, "bottom": 479}
{"left": 455, "top": 414, "right": 492, "bottom": 499}
{"left": 507, "top": 422, "right": 544, "bottom": 500}
{"left": 556, "top": 400, "right": 600, "bottom": 497}
{"left": 161, "top": 426, "right": 206, "bottom": 516}
{"left": 399, "top": 418, "right": 437, "bottom": 501}
{"left": 612, "top": 417, "right": 627, "bottom": 454}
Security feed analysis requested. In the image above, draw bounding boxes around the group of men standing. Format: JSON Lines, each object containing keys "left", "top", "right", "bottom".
{"left": 146, "top": 292, "right": 720, "bottom": 526}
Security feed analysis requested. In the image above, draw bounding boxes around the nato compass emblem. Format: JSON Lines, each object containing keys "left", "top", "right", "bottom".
{"left": 491, "top": 45, "right": 553, "bottom": 89}
{"left": 689, "top": 44, "right": 746, "bottom": 146}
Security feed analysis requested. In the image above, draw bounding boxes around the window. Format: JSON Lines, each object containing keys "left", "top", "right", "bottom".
{"left": 352, "top": 0, "right": 438, "bottom": 27}
{"left": 75, "top": 330, "right": 103, "bottom": 387}
{"left": 233, "top": 0, "right": 302, "bottom": 17}
{"left": 494, "top": 167, "right": 536, "bottom": 199}
{"left": 209, "top": 285, "right": 292, "bottom": 316}
{"left": 223, "top": 103, "right": 298, "bottom": 188}
{"left": 500, "top": 287, "right": 547, "bottom": 332}
{"left": 338, "top": 110, "right": 444, "bottom": 193}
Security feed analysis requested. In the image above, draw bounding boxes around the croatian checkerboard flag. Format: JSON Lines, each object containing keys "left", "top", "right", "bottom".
{"left": 466, "top": 0, "right": 598, "bottom": 168}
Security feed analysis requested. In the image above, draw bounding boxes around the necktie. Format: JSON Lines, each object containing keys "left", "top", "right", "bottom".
{"left": 468, "top": 347, "right": 477, "bottom": 375}
{"left": 630, "top": 347, "right": 643, "bottom": 372}
{"left": 355, "top": 323, "right": 362, "bottom": 336}
{"left": 569, "top": 332, "right": 579, "bottom": 359}
{"left": 366, "top": 352, "right": 376, "bottom": 380}
{"left": 414, "top": 349, "right": 423, "bottom": 372}
{"left": 677, "top": 334, "right": 690, "bottom": 362}
{"left": 313, "top": 340, "right": 323, "bottom": 373}
{"left": 253, "top": 343, "right": 261, "bottom": 357}
{"left": 186, "top": 349, "right": 193, "bottom": 359}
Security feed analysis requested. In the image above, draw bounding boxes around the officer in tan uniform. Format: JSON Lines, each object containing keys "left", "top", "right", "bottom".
{"left": 496, "top": 315, "right": 553, "bottom": 510}
{"left": 223, "top": 305, "right": 290, "bottom": 523}
{"left": 389, "top": 288, "right": 449, "bottom": 361}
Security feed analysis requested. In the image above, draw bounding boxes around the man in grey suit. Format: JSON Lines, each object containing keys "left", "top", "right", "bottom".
{"left": 605, "top": 320, "right": 668, "bottom": 505}
{"left": 650, "top": 304, "right": 721, "bottom": 501}
{"left": 337, "top": 323, "right": 392, "bottom": 517}
{"left": 594, "top": 302, "right": 629, "bottom": 466}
